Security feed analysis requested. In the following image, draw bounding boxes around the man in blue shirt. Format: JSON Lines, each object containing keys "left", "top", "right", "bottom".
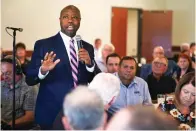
{"left": 108, "top": 56, "right": 152, "bottom": 114}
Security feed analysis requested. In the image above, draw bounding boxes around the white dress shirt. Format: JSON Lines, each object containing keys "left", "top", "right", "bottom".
{"left": 38, "top": 31, "right": 95, "bottom": 79}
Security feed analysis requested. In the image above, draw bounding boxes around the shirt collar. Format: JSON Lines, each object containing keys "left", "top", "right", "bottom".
{"left": 15, "top": 75, "right": 25, "bottom": 88}
{"left": 59, "top": 31, "right": 76, "bottom": 43}
{"left": 2, "top": 75, "right": 25, "bottom": 90}
{"left": 114, "top": 72, "right": 138, "bottom": 87}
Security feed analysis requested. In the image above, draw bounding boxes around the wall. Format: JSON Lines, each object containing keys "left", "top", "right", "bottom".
{"left": 1, "top": 0, "right": 166, "bottom": 50}
{"left": 166, "top": 0, "right": 195, "bottom": 45}
{"left": 127, "top": 10, "right": 138, "bottom": 56}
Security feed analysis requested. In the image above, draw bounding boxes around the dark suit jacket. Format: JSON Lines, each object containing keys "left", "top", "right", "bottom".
{"left": 26, "top": 33, "right": 100, "bottom": 126}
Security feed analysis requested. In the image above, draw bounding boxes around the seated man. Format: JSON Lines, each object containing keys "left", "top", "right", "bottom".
{"left": 62, "top": 86, "right": 106, "bottom": 130}
{"left": 106, "top": 53, "right": 121, "bottom": 73}
{"left": 88, "top": 72, "right": 120, "bottom": 121}
{"left": 146, "top": 56, "right": 176, "bottom": 101}
{"left": 108, "top": 56, "right": 152, "bottom": 114}
{"left": 1, "top": 56, "right": 37, "bottom": 129}
{"left": 140, "top": 46, "right": 179, "bottom": 80}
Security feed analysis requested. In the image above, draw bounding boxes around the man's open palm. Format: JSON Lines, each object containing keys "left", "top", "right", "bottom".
{"left": 41, "top": 51, "right": 60, "bottom": 74}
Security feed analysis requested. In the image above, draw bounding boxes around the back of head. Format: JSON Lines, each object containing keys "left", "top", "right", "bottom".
{"left": 107, "top": 106, "right": 178, "bottom": 130}
{"left": 63, "top": 86, "right": 105, "bottom": 130}
{"left": 88, "top": 73, "right": 120, "bottom": 105}
{"left": 126, "top": 106, "right": 178, "bottom": 130}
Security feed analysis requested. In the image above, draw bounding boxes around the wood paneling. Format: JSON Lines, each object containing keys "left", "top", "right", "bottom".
{"left": 111, "top": 7, "right": 128, "bottom": 57}
{"left": 141, "top": 11, "right": 173, "bottom": 63}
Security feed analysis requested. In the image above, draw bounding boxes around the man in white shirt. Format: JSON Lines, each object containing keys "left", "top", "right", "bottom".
{"left": 26, "top": 5, "right": 100, "bottom": 129}
{"left": 93, "top": 38, "right": 102, "bottom": 59}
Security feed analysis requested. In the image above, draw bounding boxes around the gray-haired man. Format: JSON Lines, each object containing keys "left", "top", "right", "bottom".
{"left": 62, "top": 86, "right": 106, "bottom": 130}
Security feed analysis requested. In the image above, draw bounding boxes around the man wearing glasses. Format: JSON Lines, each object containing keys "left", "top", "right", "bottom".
{"left": 140, "top": 46, "right": 179, "bottom": 80}
{"left": 145, "top": 56, "right": 176, "bottom": 101}
{"left": 1, "top": 56, "right": 37, "bottom": 129}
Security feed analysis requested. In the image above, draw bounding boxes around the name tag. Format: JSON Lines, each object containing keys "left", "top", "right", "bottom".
{"left": 134, "top": 91, "right": 140, "bottom": 94}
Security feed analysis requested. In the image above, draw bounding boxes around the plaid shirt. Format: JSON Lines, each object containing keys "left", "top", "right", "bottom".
{"left": 1, "top": 75, "right": 37, "bottom": 122}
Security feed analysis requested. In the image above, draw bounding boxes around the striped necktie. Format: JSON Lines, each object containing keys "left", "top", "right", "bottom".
{"left": 70, "top": 39, "right": 78, "bottom": 88}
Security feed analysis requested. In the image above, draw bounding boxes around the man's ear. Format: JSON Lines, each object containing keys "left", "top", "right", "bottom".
{"left": 62, "top": 116, "right": 72, "bottom": 130}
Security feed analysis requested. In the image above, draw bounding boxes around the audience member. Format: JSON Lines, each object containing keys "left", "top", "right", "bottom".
{"left": 172, "top": 42, "right": 191, "bottom": 63}
{"left": 190, "top": 42, "right": 195, "bottom": 68}
{"left": 180, "top": 43, "right": 190, "bottom": 55}
{"left": 89, "top": 72, "right": 120, "bottom": 121}
{"left": 146, "top": 56, "right": 176, "bottom": 101}
{"left": 15, "top": 42, "right": 30, "bottom": 75}
{"left": 140, "top": 46, "right": 179, "bottom": 80}
{"left": 174, "top": 53, "right": 194, "bottom": 83}
{"left": 94, "top": 38, "right": 102, "bottom": 59}
{"left": 107, "top": 106, "right": 178, "bottom": 130}
{"left": 106, "top": 53, "right": 121, "bottom": 73}
{"left": 96, "top": 43, "right": 115, "bottom": 72}
{"left": 158, "top": 71, "right": 195, "bottom": 130}
{"left": 190, "top": 42, "right": 195, "bottom": 58}
{"left": 62, "top": 86, "right": 106, "bottom": 130}
{"left": 1, "top": 55, "right": 37, "bottom": 129}
{"left": 0, "top": 48, "right": 7, "bottom": 59}
{"left": 108, "top": 56, "right": 152, "bottom": 114}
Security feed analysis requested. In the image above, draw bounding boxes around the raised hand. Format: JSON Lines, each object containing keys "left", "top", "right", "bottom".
{"left": 41, "top": 51, "right": 60, "bottom": 75}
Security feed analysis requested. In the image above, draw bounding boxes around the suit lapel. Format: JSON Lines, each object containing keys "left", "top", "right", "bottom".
{"left": 53, "top": 33, "right": 72, "bottom": 72}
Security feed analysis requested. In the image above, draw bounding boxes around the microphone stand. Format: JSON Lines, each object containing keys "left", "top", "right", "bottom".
{"left": 12, "top": 30, "right": 17, "bottom": 129}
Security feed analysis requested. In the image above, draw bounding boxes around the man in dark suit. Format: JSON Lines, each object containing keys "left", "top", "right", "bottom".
{"left": 26, "top": 5, "right": 100, "bottom": 129}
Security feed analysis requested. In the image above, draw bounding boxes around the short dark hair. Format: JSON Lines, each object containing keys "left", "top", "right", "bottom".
{"left": 106, "top": 53, "right": 121, "bottom": 64}
{"left": 119, "top": 56, "right": 137, "bottom": 67}
{"left": 190, "top": 42, "right": 195, "bottom": 48}
{"left": 60, "top": 5, "right": 81, "bottom": 18}
{"left": 94, "top": 38, "right": 101, "bottom": 43}
{"left": 15, "top": 42, "right": 26, "bottom": 50}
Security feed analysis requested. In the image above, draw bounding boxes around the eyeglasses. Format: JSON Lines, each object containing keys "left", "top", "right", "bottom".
{"left": 154, "top": 52, "right": 164, "bottom": 55}
{"left": 1, "top": 71, "right": 13, "bottom": 77}
{"left": 153, "top": 61, "right": 166, "bottom": 67}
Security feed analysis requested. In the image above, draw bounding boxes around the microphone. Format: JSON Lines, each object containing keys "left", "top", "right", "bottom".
{"left": 6, "top": 27, "right": 23, "bottom": 32}
{"left": 75, "top": 35, "right": 83, "bottom": 49}
{"left": 75, "top": 35, "right": 84, "bottom": 64}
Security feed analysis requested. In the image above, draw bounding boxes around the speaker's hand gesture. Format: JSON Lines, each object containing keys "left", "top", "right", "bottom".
{"left": 41, "top": 51, "right": 60, "bottom": 75}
